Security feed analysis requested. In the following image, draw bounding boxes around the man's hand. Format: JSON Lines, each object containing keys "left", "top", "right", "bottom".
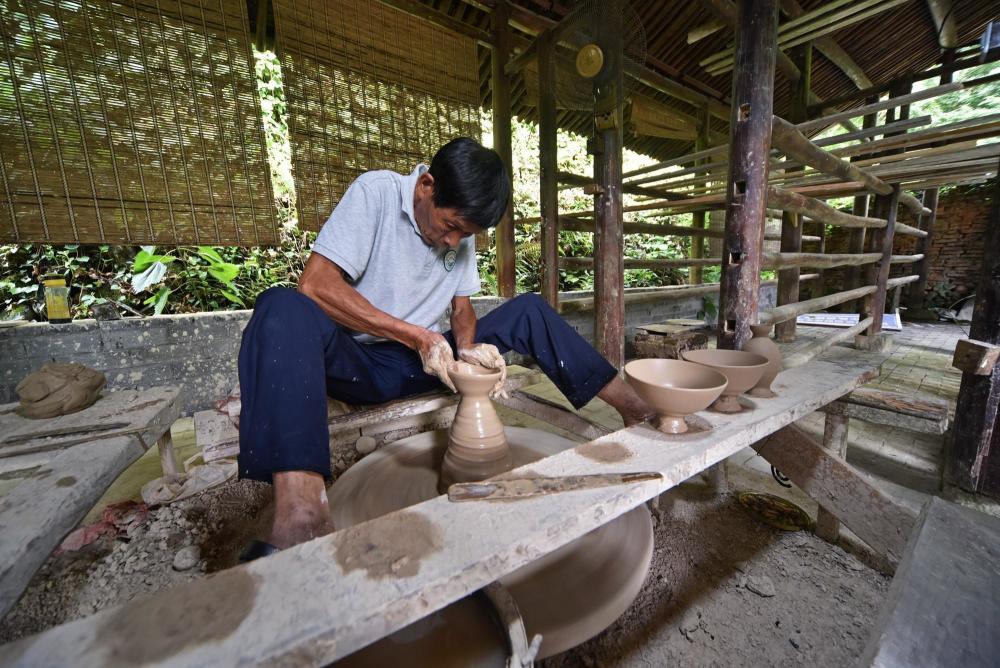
{"left": 459, "top": 343, "right": 508, "bottom": 398}
{"left": 415, "top": 330, "right": 457, "bottom": 392}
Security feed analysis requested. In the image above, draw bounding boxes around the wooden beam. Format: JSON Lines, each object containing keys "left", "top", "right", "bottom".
{"left": 779, "top": 0, "right": 872, "bottom": 89}
{"left": 764, "top": 252, "right": 881, "bottom": 269}
{"left": 950, "top": 164, "right": 1000, "bottom": 493}
{"left": 0, "top": 347, "right": 889, "bottom": 667}
{"left": 861, "top": 186, "right": 900, "bottom": 349}
{"left": 691, "top": 105, "right": 712, "bottom": 284}
{"left": 815, "top": 412, "right": 849, "bottom": 542}
{"left": 718, "top": 0, "right": 779, "bottom": 350}
{"left": 821, "top": 387, "right": 950, "bottom": 434}
{"left": 952, "top": 338, "right": 1000, "bottom": 376}
{"left": 782, "top": 317, "right": 874, "bottom": 368}
{"left": 491, "top": 2, "right": 516, "bottom": 299}
{"left": 377, "top": 0, "right": 492, "bottom": 45}
{"left": 760, "top": 284, "right": 877, "bottom": 325}
{"left": 905, "top": 189, "right": 939, "bottom": 311}
{"left": 925, "top": 0, "right": 958, "bottom": 48}
{"left": 593, "top": 15, "right": 626, "bottom": 369}
{"left": 494, "top": 390, "right": 612, "bottom": 442}
{"left": 767, "top": 186, "right": 885, "bottom": 228}
{"left": 538, "top": 30, "right": 559, "bottom": 308}
{"left": 557, "top": 171, "right": 687, "bottom": 201}
{"left": 776, "top": 42, "right": 811, "bottom": 343}
{"left": 795, "top": 83, "right": 964, "bottom": 134}
{"left": 753, "top": 424, "right": 918, "bottom": 566}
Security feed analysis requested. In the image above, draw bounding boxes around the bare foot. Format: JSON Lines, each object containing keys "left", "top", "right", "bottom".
{"left": 597, "top": 375, "right": 656, "bottom": 428}
{"left": 268, "top": 470, "right": 335, "bottom": 549}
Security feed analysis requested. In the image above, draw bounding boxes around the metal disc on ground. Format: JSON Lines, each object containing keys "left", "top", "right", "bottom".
{"left": 327, "top": 427, "right": 654, "bottom": 661}
{"left": 737, "top": 491, "right": 813, "bottom": 532}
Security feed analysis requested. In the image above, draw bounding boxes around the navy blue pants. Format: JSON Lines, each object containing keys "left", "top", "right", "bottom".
{"left": 237, "top": 288, "right": 618, "bottom": 482}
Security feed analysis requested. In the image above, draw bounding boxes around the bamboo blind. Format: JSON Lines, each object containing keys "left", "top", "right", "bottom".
{"left": 273, "top": 0, "right": 481, "bottom": 231}
{"left": 0, "top": 0, "right": 278, "bottom": 245}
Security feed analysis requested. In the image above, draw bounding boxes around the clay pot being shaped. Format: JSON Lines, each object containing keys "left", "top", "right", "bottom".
{"left": 439, "top": 361, "right": 512, "bottom": 493}
{"left": 741, "top": 323, "right": 782, "bottom": 398}
{"left": 624, "top": 359, "right": 728, "bottom": 434}
{"left": 680, "top": 349, "right": 770, "bottom": 413}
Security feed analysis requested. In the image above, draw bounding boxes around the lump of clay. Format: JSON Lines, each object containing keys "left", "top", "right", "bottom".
{"left": 16, "top": 362, "right": 106, "bottom": 419}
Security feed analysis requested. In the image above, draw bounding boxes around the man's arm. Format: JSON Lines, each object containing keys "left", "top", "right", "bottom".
{"left": 298, "top": 252, "right": 438, "bottom": 354}
{"left": 450, "top": 295, "right": 477, "bottom": 350}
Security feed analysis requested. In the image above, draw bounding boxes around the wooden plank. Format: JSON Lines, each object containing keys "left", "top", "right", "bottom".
{"left": 493, "top": 391, "right": 611, "bottom": 442}
{"left": 0, "top": 347, "right": 890, "bottom": 666}
{"left": 753, "top": 424, "right": 917, "bottom": 565}
{"left": 760, "top": 284, "right": 877, "bottom": 325}
{"left": 821, "top": 387, "right": 949, "bottom": 435}
{"left": 794, "top": 83, "right": 964, "bottom": 134}
{"left": 0, "top": 387, "right": 182, "bottom": 619}
{"left": 718, "top": 0, "right": 779, "bottom": 350}
{"left": 953, "top": 338, "right": 1000, "bottom": 376}
{"left": 859, "top": 498, "right": 1000, "bottom": 667}
{"left": 767, "top": 186, "right": 885, "bottom": 228}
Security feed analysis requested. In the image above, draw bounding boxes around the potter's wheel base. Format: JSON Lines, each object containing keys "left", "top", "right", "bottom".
{"left": 327, "top": 427, "right": 654, "bottom": 661}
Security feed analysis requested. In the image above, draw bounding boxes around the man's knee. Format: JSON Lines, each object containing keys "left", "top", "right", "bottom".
{"left": 510, "top": 292, "right": 549, "bottom": 313}
{"left": 247, "top": 288, "right": 321, "bottom": 341}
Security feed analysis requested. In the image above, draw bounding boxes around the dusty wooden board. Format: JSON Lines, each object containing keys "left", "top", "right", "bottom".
{"left": 952, "top": 338, "right": 1000, "bottom": 376}
{"left": 494, "top": 390, "right": 611, "bottom": 442}
{"left": 859, "top": 497, "right": 1000, "bottom": 667}
{"left": 0, "top": 387, "right": 182, "bottom": 619}
{"left": 753, "top": 424, "right": 918, "bottom": 565}
{"left": 0, "top": 349, "right": 887, "bottom": 666}
{"left": 821, "top": 387, "right": 949, "bottom": 434}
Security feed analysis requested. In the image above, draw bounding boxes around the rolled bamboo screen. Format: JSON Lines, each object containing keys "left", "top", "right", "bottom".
{"left": 0, "top": 0, "right": 278, "bottom": 245}
{"left": 273, "top": 0, "right": 481, "bottom": 231}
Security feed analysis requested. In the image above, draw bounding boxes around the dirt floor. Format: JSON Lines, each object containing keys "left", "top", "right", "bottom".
{"left": 1, "top": 458, "right": 888, "bottom": 667}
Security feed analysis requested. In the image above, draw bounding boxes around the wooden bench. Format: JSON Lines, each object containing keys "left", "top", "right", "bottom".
{"left": 821, "top": 386, "right": 949, "bottom": 435}
{"left": 2, "top": 346, "right": 910, "bottom": 665}
{"left": 0, "top": 386, "right": 182, "bottom": 619}
{"left": 859, "top": 497, "right": 1000, "bottom": 667}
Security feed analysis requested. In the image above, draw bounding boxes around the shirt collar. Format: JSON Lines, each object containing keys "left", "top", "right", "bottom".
{"left": 402, "top": 164, "right": 429, "bottom": 236}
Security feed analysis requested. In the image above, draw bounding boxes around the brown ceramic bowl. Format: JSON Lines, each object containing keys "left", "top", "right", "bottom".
{"left": 624, "top": 359, "right": 729, "bottom": 434}
{"left": 680, "top": 349, "right": 770, "bottom": 413}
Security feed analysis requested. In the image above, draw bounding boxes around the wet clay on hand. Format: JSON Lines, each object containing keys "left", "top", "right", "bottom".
{"left": 420, "top": 339, "right": 457, "bottom": 392}
{"left": 439, "top": 361, "right": 511, "bottom": 492}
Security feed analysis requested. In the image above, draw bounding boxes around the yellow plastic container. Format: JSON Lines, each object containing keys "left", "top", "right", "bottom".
{"left": 42, "top": 275, "right": 72, "bottom": 324}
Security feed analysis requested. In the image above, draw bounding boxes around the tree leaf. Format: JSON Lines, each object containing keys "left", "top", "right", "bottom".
{"left": 220, "top": 290, "right": 245, "bottom": 306}
{"left": 197, "top": 246, "right": 224, "bottom": 264}
{"left": 131, "top": 261, "right": 168, "bottom": 293}
{"left": 207, "top": 262, "right": 239, "bottom": 284}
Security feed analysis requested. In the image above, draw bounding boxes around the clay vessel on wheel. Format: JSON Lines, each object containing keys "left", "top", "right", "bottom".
{"left": 680, "top": 349, "right": 769, "bottom": 413}
{"left": 740, "top": 323, "right": 782, "bottom": 398}
{"left": 624, "top": 359, "right": 728, "bottom": 433}
{"left": 439, "top": 361, "right": 511, "bottom": 493}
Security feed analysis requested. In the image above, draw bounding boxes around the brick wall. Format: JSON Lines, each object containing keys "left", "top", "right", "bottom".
{"left": 812, "top": 184, "right": 993, "bottom": 306}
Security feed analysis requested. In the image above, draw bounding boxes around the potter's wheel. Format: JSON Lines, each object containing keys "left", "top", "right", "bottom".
{"left": 328, "top": 427, "right": 654, "bottom": 661}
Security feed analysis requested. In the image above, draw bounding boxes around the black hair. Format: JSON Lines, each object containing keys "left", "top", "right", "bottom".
{"left": 428, "top": 137, "right": 510, "bottom": 230}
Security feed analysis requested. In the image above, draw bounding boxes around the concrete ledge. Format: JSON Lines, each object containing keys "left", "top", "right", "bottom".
{"left": 0, "top": 284, "right": 776, "bottom": 414}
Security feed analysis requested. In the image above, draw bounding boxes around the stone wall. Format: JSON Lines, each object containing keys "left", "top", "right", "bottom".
{"left": 0, "top": 284, "right": 777, "bottom": 415}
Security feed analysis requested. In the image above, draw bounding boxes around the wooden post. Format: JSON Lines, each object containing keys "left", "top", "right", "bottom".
{"left": 718, "top": 0, "right": 779, "bottom": 351}
{"left": 538, "top": 30, "right": 559, "bottom": 307}
{"left": 905, "top": 188, "right": 939, "bottom": 313}
{"left": 813, "top": 220, "right": 826, "bottom": 297}
{"left": 255, "top": 0, "right": 271, "bottom": 51}
{"left": 491, "top": 2, "right": 516, "bottom": 299}
{"left": 846, "top": 103, "right": 878, "bottom": 311}
{"left": 860, "top": 185, "right": 900, "bottom": 349}
{"left": 815, "top": 412, "right": 849, "bottom": 542}
{"left": 775, "top": 42, "right": 811, "bottom": 343}
{"left": 593, "top": 10, "right": 625, "bottom": 369}
{"left": 949, "top": 163, "right": 1000, "bottom": 494}
{"left": 690, "top": 105, "right": 711, "bottom": 285}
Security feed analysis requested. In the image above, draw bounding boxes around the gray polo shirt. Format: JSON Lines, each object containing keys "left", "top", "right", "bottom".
{"left": 312, "top": 164, "right": 481, "bottom": 343}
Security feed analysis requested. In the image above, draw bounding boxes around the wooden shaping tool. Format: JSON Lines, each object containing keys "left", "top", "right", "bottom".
{"left": 447, "top": 472, "right": 662, "bottom": 502}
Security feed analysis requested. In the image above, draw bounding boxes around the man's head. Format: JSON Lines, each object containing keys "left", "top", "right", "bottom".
{"left": 412, "top": 137, "right": 510, "bottom": 249}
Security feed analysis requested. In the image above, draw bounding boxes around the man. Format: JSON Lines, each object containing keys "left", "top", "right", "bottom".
{"left": 238, "top": 137, "right": 653, "bottom": 557}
